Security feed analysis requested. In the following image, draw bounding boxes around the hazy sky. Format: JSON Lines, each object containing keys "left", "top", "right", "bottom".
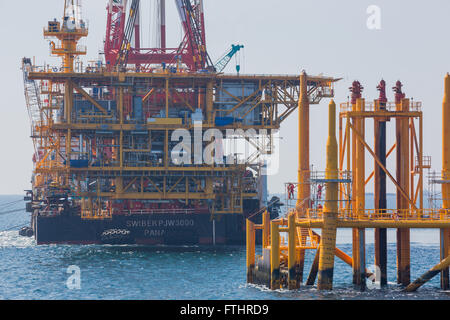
{"left": 0, "top": 0, "right": 449, "bottom": 196}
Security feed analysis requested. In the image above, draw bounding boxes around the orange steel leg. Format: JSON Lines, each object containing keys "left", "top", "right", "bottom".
{"left": 441, "top": 74, "right": 450, "bottom": 289}
{"left": 295, "top": 71, "right": 310, "bottom": 285}
{"left": 297, "top": 71, "right": 310, "bottom": 213}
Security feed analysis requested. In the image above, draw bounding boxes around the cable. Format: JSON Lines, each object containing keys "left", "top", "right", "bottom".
{"left": 0, "top": 200, "right": 24, "bottom": 212}
{"left": 1, "top": 223, "right": 29, "bottom": 232}
{"left": 0, "top": 199, "right": 23, "bottom": 208}
{"left": 247, "top": 198, "right": 281, "bottom": 220}
{"left": 0, "top": 208, "right": 26, "bottom": 216}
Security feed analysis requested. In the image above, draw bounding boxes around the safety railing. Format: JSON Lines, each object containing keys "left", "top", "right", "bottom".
{"left": 49, "top": 44, "right": 87, "bottom": 54}
{"left": 112, "top": 208, "right": 200, "bottom": 216}
{"left": 36, "top": 160, "right": 65, "bottom": 170}
{"left": 302, "top": 208, "right": 450, "bottom": 221}
{"left": 415, "top": 156, "right": 432, "bottom": 170}
{"left": 246, "top": 211, "right": 320, "bottom": 289}
{"left": 340, "top": 101, "right": 422, "bottom": 112}
{"left": 81, "top": 208, "right": 112, "bottom": 220}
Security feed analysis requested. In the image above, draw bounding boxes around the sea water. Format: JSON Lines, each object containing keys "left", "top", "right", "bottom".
{"left": 0, "top": 195, "right": 449, "bottom": 300}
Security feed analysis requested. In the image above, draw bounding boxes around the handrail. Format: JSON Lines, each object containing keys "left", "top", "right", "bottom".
{"left": 340, "top": 101, "right": 422, "bottom": 112}
{"left": 300, "top": 208, "right": 450, "bottom": 221}
{"left": 111, "top": 208, "right": 202, "bottom": 215}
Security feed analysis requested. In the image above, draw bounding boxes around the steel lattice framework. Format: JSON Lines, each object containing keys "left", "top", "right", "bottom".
{"left": 105, "top": 0, "right": 213, "bottom": 72}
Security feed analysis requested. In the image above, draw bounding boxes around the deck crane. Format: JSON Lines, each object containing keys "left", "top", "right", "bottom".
{"left": 21, "top": 58, "right": 42, "bottom": 159}
{"left": 104, "top": 0, "right": 127, "bottom": 67}
{"left": 175, "top": 0, "right": 214, "bottom": 71}
{"left": 115, "top": 0, "right": 140, "bottom": 69}
{"left": 22, "top": 58, "right": 65, "bottom": 175}
{"left": 22, "top": 0, "right": 84, "bottom": 174}
{"left": 214, "top": 44, "right": 244, "bottom": 73}
{"left": 105, "top": 0, "right": 214, "bottom": 72}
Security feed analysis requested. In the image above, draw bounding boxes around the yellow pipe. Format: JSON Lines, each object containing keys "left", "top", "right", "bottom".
{"left": 288, "top": 212, "right": 300, "bottom": 289}
{"left": 246, "top": 219, "right": 255, "bottom": 283}
{"left": 297, "top": 71, "right": 310, "bottom": 215}
{"left": 441, "top": 74, "right": 450, "bottom": 289}
{"left": 443, "top": 74, "right": 450, "bottom": 210}
{"left": 262, "top": 210, "right": 270, "bottom": 248}
{"left": 295, "top": 71, "right": 309, "bottom": 286}
{"left": 318, "top": 100, "right": 339, "bottom": 290}
{"left": 270, "top": 221, "right": 280, "bottom": 290}
{"left": 355, "top": 98, "right": 366, "bottom": 217}
{"left": 142, "top": 88, "right": 155, "bottom": 103}
{"left": 404, "top": 253, "right": 450, "bottom": 292}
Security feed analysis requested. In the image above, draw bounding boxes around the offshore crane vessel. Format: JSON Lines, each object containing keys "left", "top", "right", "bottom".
{"left": 22, "top": 0, "right": 337, "bottom": 245}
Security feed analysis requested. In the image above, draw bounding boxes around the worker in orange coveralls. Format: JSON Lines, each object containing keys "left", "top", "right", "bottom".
{"left": 317, "top": 185, "right": 323, "bottom": 200}
{"left": 287, "top": 183, "right": 295, "bottom": 200}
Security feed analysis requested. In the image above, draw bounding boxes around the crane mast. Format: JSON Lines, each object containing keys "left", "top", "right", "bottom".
{"left": 115, "top": 0, "right": 141, "bottom": 69}
{"left": 105, "top": 0, "right": 213, "bottom": 72}
{"left": 105, "top": 0, "right": 127, "bottom": 67}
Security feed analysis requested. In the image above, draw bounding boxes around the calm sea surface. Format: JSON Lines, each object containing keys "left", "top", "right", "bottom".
{"left": 0, "top": 195, "right": 449, "bottom": 300}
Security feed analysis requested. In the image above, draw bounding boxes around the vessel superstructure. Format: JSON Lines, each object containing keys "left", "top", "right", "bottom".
{"left": 22, "top": 0, "right": 337, "bottom": 245}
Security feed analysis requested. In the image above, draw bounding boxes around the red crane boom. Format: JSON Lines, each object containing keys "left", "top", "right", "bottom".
{"left": 104, "top": 0, "right": 213, "bottom": 72}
